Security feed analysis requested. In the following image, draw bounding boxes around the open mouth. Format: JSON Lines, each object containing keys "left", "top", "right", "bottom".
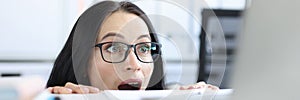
{"left": 118, "top": 79, "right": 142, "bottom": 90}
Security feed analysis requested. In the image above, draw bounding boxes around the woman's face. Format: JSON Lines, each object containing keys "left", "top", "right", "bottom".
{"left": 88, "top": 11, "right": 154, "bottom": 90}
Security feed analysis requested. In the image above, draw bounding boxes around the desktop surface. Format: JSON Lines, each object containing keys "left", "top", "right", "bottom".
{"left": 35, "top": 89, "right": 232, "bottom": 100}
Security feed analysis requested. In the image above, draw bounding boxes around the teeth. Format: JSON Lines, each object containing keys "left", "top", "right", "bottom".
{"left": 128, "top": 82, "right": 139, "bottom": 85}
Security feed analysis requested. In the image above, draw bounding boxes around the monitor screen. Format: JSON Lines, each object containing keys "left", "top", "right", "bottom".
{"left": 198, "top": 9, "right": 243, "bottom": 89}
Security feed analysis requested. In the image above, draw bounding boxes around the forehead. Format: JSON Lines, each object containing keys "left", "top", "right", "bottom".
{"left": 98, "top": 11, "right": 150, "bottom": 42}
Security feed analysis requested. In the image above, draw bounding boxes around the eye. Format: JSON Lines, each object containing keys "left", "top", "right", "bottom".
{"left": 137, "top": 44, "right": 151, "bottom": 54}
{"left": 105, "top": 43, "right": 127, "bottom": 53}
{"left": 106, "top": 45, "right": 119, "bottom": 53}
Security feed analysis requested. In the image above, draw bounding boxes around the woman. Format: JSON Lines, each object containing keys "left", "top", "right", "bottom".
{"left": 47, "top": 1, "right": 218, "bottom": 94}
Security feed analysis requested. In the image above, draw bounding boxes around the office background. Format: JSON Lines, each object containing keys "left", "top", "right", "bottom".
{"left": 0, "top": 0, "right": 245, "bottom": 88}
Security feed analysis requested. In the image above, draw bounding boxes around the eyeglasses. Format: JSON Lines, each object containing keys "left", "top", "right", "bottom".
{"left": 95, "top": 42, "right": 161, "bottom": 63}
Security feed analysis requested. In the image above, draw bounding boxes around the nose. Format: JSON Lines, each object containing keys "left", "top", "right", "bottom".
{"left": 125, "top": 50, "right": 141, "bottom": 72}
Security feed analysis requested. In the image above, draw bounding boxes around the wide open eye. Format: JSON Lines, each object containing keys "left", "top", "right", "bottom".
{"left": 104, "top": 43, "right": 127, "bottom": 53}
{"left": 137, "top": 43, "right": 151, "bottom": 54}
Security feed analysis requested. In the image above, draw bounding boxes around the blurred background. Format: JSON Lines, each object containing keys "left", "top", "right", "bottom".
{"left": 0, "top": 0, "right": 245, "bottom": 89}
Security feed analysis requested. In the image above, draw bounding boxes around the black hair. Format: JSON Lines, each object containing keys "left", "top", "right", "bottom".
{"left": 46, "top": 1, "right": 165, "bottom": 90}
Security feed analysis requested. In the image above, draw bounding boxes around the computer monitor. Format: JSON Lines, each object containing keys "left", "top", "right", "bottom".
{"left": 198, "top": 9, "right": 242, "bottom": 89}
{"left": 231, "top": 0, "right": 300, "bottom": 99}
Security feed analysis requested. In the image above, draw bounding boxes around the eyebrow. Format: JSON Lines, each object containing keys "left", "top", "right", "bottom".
{"left": 101, "top": 32, "right": 125, "bottom": 41}
{"left": 137, "top": 34, "right": 151, "bottom": 40}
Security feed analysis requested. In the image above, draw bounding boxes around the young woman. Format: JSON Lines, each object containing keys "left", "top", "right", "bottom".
{"left": 46, "top": 1, "right": 218, "bottom": 94}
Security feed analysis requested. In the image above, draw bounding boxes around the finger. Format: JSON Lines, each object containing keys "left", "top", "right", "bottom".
{"left": 47, "top": 87, "right": 53, "bottom": 93}
{"left": 187, "top": 86, "right": 197, "bottom": 89}
{"left": 187, "top": 85, "right": 204, "bottom": 89}
{"left": 52, "top": 86, "right": 73, "bottom": 94}
{"left": 186, "top": 82, "right": 206, "bottom": 90}
{"left": 206, "top": 84, "right": 219, "bottom": 91}
{"left": 79, "top": 85, "right": 100, "bottom": 93}
{"left": 196, "top": 81, "right": 206, "bottom": 85}
{"left": 180, "top": 84, "right": 199, "bottom": 90}
{"left": 179, "top": 86, "right": 186, "bottom": 90}
{"left": 65, "top": 82, "right": 89, "bottom": 94}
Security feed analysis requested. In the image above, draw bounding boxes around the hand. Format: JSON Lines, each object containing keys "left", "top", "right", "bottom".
{"left": 47, "top": 82, "right": 101, "bottom": 94}
{"left": 179, "top": 81, "right": 219, "bottom": 91}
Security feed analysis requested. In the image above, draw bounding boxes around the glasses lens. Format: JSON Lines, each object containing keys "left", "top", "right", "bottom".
{"left": 101, "top": 42, "right": 128, "bottom": 62}
{"left": 136, "top": 42, "right": 160, "bottom": 62}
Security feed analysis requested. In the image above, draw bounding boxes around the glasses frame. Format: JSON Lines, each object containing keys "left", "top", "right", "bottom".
{"left": 95, "top": 42, "right": 161, "bottom": 63}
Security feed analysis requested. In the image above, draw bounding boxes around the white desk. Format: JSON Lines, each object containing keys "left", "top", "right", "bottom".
{"left": 35, "top": 89, "right": 232, "bottom": 100}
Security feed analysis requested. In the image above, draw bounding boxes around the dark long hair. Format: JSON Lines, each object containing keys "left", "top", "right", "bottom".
{"left": 46, "top": 1, "right": 165, "bottom": 90}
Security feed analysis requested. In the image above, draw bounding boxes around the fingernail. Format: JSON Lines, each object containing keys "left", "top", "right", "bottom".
{"left": 66, "top": 88, "right": 72, "bottom": 92}
{"left": 94, "top": 88, "right": 100, "bottom": 92}
{"left": 92, "top": 88, "right": 100, "bottom": 93}
{"left": 83, "top": 88, "right": 89, "bottom": 93}
{"left": 179, "top": 86, "right": 185, "bottom": 90}
{"left": 187, "top": 86, "right": 194, "bottom": 89}
{"left": 53, "top": 89, "right": 58, "bottom": 94}
{"left": 197, "top": 86, "right": 202, "bottom": 89}
{"left": 48, "top": 87, "right": 53, "bottom": 91}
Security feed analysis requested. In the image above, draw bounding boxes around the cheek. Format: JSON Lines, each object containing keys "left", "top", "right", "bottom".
{"left": 142, "top": 63, "right": 154, "bottom": 77}
{"left": 89, "top": 49, "right": 120, "bottom": 89}
{"left": 98, "top": 63, "right": 114, "bottom": 77}
{"left": 96, "top": 53, "right": 118, "bottom": 81}
{"left": 94, "top": 49, "right": 115, "bottom": 78}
